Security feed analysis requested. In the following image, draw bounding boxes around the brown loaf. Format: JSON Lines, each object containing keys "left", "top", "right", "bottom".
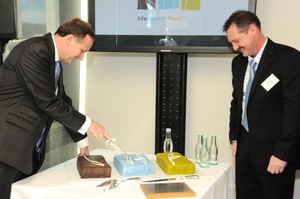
{"left": 77, "top": 155, "right": 111, "bottom": 178}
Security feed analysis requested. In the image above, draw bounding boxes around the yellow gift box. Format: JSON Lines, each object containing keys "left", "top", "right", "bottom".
{"left": 156, "top": 152, "right": 195, "bottom": 175}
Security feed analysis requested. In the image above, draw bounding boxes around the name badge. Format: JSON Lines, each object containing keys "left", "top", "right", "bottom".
{"left": 261, "top": 74, "right": 280, "bottom": 91}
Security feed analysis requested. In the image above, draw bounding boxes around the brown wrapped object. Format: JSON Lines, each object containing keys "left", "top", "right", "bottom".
{"left": 77, "top": 155, "right": 111, "bottom": 178}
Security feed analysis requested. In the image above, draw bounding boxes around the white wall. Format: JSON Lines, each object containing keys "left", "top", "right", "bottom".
{"left": 82, "top": 0, "right": 300, "bottom": 197}
{"left": 86, "top": 52, "right": 157, "bottom": 154}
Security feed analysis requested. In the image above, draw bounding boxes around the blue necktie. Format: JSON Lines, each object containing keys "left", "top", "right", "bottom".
{"left": 54, "top": 61, "right": 61, "bottom": 87}
{"left": 242, "top": 59, "right": 257, "bottom": 132}
{"left": 35, "top": 61, "right": 61, "bottom": 157}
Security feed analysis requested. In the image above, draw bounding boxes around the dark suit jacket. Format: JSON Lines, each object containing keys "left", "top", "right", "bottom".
{"left": 229, "top": 38, "right": 300, "bottom": 169}
{"left": 0, "top": 33, "right": 87, "bottom": 174}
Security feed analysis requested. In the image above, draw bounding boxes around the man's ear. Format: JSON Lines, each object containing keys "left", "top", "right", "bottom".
{"left": 65, "top": 34, "right": 75, "bottom": 46}
{"left": 248, "top": 23, "right": 257, "bottom": 35}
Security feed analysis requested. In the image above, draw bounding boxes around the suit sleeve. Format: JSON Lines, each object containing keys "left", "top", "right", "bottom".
{"left": 229, "top": 56, "right": 245, "bottom": 143}
{"left": 273, "top": 50, "right": 300, "bottom": 162}
{"left": 60, "top": 84, "right": 88, "bottom": 143}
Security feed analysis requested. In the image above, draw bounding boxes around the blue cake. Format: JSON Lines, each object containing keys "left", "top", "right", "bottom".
{"left": 113, "top": 154, "right": 155, "bottom": 176}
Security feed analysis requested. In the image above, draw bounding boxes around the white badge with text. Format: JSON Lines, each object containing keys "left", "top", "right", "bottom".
{"left": 261, "top": 74, "right": 280, "bottom": 91}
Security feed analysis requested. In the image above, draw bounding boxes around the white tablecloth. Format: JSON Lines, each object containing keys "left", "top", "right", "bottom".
{"left": 11, "top": 149, "right": 235, "bottom": 199}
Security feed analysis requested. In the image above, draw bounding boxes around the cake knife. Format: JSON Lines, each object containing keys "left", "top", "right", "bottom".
{"left": 141, "top": 174, "right": 199, "bottom": 182}
{"left": 102, "top": 136, "right": 132, "bottom": 162}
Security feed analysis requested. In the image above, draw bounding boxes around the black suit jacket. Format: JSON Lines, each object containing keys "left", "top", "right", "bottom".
{"left": 0, "top": 33, "right": 87, "bottom": 174}
{"left": 229, "top": 39, "right": 300, "bottom": 169}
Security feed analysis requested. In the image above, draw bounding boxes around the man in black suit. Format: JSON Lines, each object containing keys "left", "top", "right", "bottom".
{"left": 223, "top": 11, "right": 300, "bottom": 199}
{"left": 0, "top": 18, "right": 111, "bottom": 199}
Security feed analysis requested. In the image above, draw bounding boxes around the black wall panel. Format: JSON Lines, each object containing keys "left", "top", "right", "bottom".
{"left": 0, "top": 0, "right": 17, "bottom": 39}
{"left": 155, "top": 53, "right": 187, "bottom": 155}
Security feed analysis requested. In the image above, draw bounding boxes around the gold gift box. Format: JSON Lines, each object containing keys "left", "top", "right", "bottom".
{"left": 156, "top": 152, "right": 195, "bottom": 175}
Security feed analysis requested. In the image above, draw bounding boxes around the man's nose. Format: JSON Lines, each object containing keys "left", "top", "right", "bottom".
{"left": 232, "top": 44, "right": 239, "bottom": 51}
{"left": 79, "top": 52, "right": 86, "bottom": 60}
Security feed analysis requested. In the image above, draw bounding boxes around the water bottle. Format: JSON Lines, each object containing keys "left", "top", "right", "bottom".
{"left": 199, "top": 135, "right": 209, "bottom": 168}
{"left": 163, "top": 128, "right": 173, "bottom": 152}
{"left": 209, "top": 134, "right": 218, "bottom": 165}
{"left": 195, "top": 133, "right": 203, "bottom": 165}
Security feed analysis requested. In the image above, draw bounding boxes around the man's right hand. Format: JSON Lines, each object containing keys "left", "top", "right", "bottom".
{"left": 88, "top": 120, "right": 111, "bottom": 141}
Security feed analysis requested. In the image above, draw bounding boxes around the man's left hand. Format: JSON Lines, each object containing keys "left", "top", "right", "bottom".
{"left": 267, "top": 155, "right": 287, "bottom": 174}
{"left": 78, "top": 146, "right": 90, "bottom": 156}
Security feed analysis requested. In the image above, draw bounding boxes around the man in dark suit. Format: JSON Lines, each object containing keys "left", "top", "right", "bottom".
{"left": 0, "top": 18, "right": 111, "bottom": 199}
{"left": 223, "top": 11, "right": 300, "bottom": 199}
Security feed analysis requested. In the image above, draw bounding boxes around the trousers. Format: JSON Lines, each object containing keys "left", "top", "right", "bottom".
{"left": 0, "top": 161, "right": 23, "bottom": 199}
{"left": 236, "top": 126, "right": 295, "bottom": 199}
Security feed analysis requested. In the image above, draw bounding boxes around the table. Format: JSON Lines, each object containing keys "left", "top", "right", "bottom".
{"left": 11, "top": 149, "right": 235, "bottom": 199}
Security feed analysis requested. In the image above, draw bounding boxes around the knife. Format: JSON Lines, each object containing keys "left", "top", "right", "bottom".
{"left": 96, "top": 177, "right": 141, "bottom": 187}
{"left": 102, "top": 136, "right": 132, "bottom": 162}
{"left": 141, "top": 174, "right": 199, "bottom": 182}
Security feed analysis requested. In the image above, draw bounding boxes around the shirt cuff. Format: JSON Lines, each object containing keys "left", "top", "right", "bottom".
{"left": 78, "top": 116, "right": 91, "bottom": 135}
{"left": 76, "top": 137, "right": 89, "bottom": 148}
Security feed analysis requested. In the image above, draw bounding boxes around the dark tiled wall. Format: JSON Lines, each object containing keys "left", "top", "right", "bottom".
{"left": 39, "top": 122, "right": 77, "bottom": 171}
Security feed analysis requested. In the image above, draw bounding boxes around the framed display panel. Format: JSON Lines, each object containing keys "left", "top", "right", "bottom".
{"left": 88, "top": 0, "right": 257, "bottom": 53}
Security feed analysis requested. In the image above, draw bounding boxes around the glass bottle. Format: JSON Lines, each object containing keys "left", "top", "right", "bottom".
{"left": 163, "top": 128, "right": 173, "bottom": 152}
{"left": 195, "top": 133, "right": 203, "bottom": 165}
{"left": 199, "top": 135, "right": 209, "bottom": 168}
{"left": 209, "top": 134, "right": 218, "bottom": 165}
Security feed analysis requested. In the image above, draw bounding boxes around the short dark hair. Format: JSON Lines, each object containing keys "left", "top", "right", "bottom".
{"left": 223, "top": 10, "right": 261, "bottom": 33}
{"left": 55, "top": 17, "right": 95, "bottom": 40}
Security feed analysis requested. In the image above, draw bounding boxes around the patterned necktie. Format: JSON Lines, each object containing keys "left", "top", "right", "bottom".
{"left": 242, "top": 59, "right": 257, "bottom": 132}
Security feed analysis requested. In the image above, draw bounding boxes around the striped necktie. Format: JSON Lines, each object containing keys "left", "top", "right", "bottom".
{"left": 242, "top": 59, "right": 257, "bottom": 132}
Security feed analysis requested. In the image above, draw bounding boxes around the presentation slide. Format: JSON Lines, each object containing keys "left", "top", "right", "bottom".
{"left": 95, "top": 0, "right": 249, "bottom": 36}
